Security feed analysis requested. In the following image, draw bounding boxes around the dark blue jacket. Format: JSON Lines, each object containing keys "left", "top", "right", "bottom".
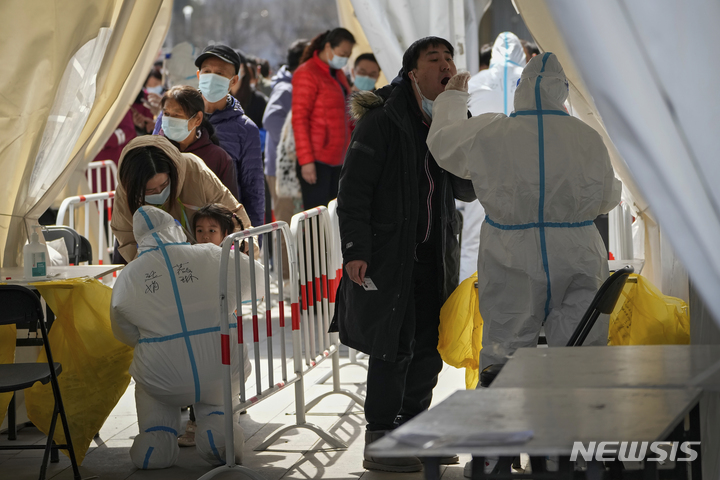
{"left": 208, "top": 95, "right": 264, "bottom": 229}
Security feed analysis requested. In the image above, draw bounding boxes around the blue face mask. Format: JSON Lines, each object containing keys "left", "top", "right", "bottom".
{"left": 162, "top": 114, "right": 196, "bottom": 143}
{"left": 328, "top": 53, "right": 348, "bottom": 70}
{"left": 145, "top": 183, "right": 171, "bottom": 205}
{"left": 354, "top": 75, "right": 376, "bottom": 91}
{"left": 412, "top": 76, "right": 434, "bottom": 119}
{"left": 198, "top": 73, "right": 231, "bottom": 103}
{"left": 145, "top": 85, "right": 163, "bottom": 96}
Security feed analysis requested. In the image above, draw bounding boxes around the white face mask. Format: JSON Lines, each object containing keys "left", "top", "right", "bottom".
{"left": 162, "top": 114, "right": 196, "bottom": 143}
{"left": 198, "top": 73, "right": 231, "bottom": 103}
{"left": 145, "top": 85, "right": 163, "bottom": 96}
{"left": 412, "top": 74, "right": 434, "bottom": 119}
{"left": 328, "top": 52, "right": 349, "bottom": 69}
{"left": 145, "top": 183, "right": 171, "bottom": 205}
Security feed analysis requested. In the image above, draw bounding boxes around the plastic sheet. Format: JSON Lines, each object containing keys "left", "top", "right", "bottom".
{"left": 608, "top": 274, "right": 690, "bottom": 346}
{"left": 438, "top": 273, "right": 483, "bottom": 389}
{"left": 25, "top": 278, "right": 133, "bottom": 464}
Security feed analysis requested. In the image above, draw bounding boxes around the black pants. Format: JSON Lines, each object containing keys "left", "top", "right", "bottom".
{"left": 364, "top": 260, "right": 443, "bottom": 431}
{"left": 297, "top": 161, "right": 341, "bottom": 209}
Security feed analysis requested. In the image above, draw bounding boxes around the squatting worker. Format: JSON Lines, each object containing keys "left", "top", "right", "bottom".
{"left": 331, "top": 37, "right": 476, "bottom": 473}
{"left": 427, "top": 53, "right": 622, "bottom": 371}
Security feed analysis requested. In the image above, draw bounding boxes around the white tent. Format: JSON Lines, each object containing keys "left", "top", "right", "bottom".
{"left": 0, "top": 0, "right": 173, "bottom": 267}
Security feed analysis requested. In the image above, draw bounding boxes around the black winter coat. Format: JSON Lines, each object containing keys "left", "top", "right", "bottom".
{"left": 333, "top": 78, "right": 475, "bottom": 362}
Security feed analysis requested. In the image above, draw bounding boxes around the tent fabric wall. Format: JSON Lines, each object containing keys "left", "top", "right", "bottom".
{"left": 0, "top": 0, "right": 172, "bottom": 268}
{"left": 336, "top": 0, "right": 390, "bottom": 87}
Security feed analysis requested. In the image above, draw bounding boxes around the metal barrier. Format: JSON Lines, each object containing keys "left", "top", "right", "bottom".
{"left": 201, "top": 221, "right": 347, "bottom": 480}
{"left": 56, "top": 191, "right": 115, "bottom": 265}
{"left": 316, "top": 200, "right": 368, "bottom": 385}
{"left": 289, "top": 207, "right": 364, "bottom": 414}
{"left": 86, "top": 160, "right": 119, "bottom": 194}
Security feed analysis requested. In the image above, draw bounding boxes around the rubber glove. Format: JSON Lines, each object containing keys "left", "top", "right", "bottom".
{"left": 445, "top": 71, "right": 471, "bottom": 93}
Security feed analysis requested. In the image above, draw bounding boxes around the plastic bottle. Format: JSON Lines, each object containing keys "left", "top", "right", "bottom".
{"left": 23, "top": 225, "right": 48, "bottom": 279}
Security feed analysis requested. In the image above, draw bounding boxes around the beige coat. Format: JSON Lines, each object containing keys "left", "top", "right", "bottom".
{"left": 111, "top": 136, "right": 251, "bottom": 262}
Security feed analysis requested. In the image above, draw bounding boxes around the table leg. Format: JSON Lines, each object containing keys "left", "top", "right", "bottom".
{"left": 7, "top": 394, "right": 16, "bottom": 440}
{"left": 423, "top": 457, "right": 441, "bottom": 480}
{"left": 472, "top": 456, "right": 486, "bottom": 479}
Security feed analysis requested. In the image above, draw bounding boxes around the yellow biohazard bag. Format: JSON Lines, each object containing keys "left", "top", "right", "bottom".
{"left": 438, "top": 273, "right": 483, "bottom": 389}
{"left": 25, "top": 278, "right": 134, "bottom": 464}
{"left": 0, "top": 323, "right": 17, "bottom": 428}
{"left": 608, "top": 274, "right": 690, "bottom": 346}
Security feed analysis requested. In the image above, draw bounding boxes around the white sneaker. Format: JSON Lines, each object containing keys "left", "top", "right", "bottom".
{"left": 463, "top": 457, "right": 498, "bottom": 477}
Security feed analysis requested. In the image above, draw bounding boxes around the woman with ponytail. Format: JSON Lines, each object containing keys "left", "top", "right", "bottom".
{"left": 158, "top": 86, "right": 238, "bottom": 199}
{"left": 292, "top": 27, "right": 356, "bottom": 208}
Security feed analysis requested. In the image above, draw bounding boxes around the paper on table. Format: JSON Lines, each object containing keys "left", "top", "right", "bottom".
{"left": 388, "top": 430, "right": 534, "bottom": 449}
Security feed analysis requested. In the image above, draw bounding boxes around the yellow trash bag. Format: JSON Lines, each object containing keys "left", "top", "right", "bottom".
{"left": 25, "top": 278, "right": 134, "bottom": 465}
{"left": 438, "top": 273, "right": 483, "bottom": 389}
{"left": 0, "top": 323, "right": 17, "bottom": 428}
{"left": 608, "top": 274, "right": 690, "bottom": 346}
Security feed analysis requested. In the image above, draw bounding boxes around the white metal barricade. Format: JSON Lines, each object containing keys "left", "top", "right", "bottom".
{"left": 289, "top": 207, "right": 365, "bottom": 413}
{"left": 86, "top": 160, "right": 119, "bottom": 194}
{"left": 201, "top": 221, "right": 346, "bottom": 480}
{"left": 56, "top": 191, "right": 115, "bottom": 265}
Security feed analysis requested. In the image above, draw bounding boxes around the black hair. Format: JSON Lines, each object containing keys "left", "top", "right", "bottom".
{"left": 259, "top": 58, "right": 270, "bottom": 78}
{"left": 287, "top": 39, "right": 309, "bottom": 72}
{"left": 521, "top": 39, "right": 540, "bottom": 57}
{"left": 161, "top": 86, "right": 220, "bottom": 146}
{"left": 192, "top": 203, "right": 246, "bottom": 250}
{"left": 231, "top": 49, "right": 255, "bottom": 112}
{"left": 354, "top": 53, "right": 380, "bottom": 71}
{"left": 300, "top": 28, "right": 356, "bottom": 65}
{"left": 479, "top": 43, "right": 492, "bottom": 68}
{"left": 119, "top": 146, "right": 178, "bottom": 214}
{"left": 402, "top": 36, "right": 454, "bottom": 81}
{"left": 145, "top": 69, "right": 162, "bottom": 85}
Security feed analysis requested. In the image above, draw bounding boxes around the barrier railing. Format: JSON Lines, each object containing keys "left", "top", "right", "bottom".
{"left": 315, "top": 200, "right": 368, "bottom": 384}
{"left": 200, "top": 221, "right": 347, "bottom": 480}
{"left": 289, "top": 207, "right": 364, "bottom": 414}
{"left": 86, "top": 160, "right": 119, "bottom": 195}
{"left": 56, "top": 191, "right": 115, "bottom": 265}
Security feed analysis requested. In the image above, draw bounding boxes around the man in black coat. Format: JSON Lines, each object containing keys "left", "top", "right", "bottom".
{"left": 333, "top": 37, "right": 476, "bottom": 472}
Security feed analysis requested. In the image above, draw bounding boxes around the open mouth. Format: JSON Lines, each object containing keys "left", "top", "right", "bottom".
{"left": 441, "top": 77, "right": 450, "bottom": 86}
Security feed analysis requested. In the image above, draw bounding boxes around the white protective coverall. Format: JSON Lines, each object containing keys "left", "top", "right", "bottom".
{"left": 111, "top": 206, "right": 260, "bottom": 469}
{"left": 428, "top": 53, "right": 622, "bottom": 369}
{"left": 458, "top": 32, "right": 527, "bottom": 282}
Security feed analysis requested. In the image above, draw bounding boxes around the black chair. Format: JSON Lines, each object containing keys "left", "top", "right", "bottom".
{"left": 480, "top": 265, "right": 635, "bottom": 387}
{"left": 43, "top": 226, "right": 92, "bottom": 266}
{"left": 0, "top": 285, "right": 81, "bottom": 480}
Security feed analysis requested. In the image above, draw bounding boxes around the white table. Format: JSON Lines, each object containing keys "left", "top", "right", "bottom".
{"left": 0, "top": 265, "right": 124, "bottom": 284}
{"left": 367, "top": 387, "right": 702, "bottom": 479}
{"left": 491, "top": 345, "right": 720, "bottom": 392}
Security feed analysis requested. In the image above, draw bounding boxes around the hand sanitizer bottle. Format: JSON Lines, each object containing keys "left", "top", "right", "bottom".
{"left": 23, "top": 225, "right": 47, "bottom": 279}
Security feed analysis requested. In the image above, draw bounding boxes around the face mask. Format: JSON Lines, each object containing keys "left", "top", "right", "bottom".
{"left": 328, "top": 52, "right": 348, "bottom": 70}
{"left": 199, "top": 73, "right": 231, "bottom": 103}
{"left": 145, "top": 183, "right": 171, "bottom": 205}
{"left": 412, "top": 75, "right": 434, "bottom": 119}
{"left": 145, "top": 85, "right": 163, "bottom": 96}
{"left": 354, "top": 75, "right": 376, "bottom": 91}
{"left": 162, "top": 114, "right": 195, "bottom": 143}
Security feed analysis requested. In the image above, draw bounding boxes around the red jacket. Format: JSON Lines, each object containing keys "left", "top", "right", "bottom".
{"left": 291, "top": 52, "right": 352, "bottom": 167}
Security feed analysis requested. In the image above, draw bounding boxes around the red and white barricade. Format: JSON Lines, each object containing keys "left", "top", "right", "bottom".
{"left": 201, "top": 221, "right": 346, "bottom": 480}
{"left": 55, "top": 191, "right": 115, "bottom": 265}
{"left": 289, "top": 207, "right": 365, "bottom": 414}
{"left": 86, "top": 159, "right": 119, "bottom": 194}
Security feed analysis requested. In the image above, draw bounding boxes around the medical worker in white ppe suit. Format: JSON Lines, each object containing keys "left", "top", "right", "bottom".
{"left": 111, "top": 206, "right": 259, "bottom": 469}
{"left": 427, "top": 53, "right": 621, "bottom": 370}
{"left": 457, "top": 32, "right": 526, "bottom": 282}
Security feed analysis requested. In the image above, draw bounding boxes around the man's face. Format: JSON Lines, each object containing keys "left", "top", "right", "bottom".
{"left": 410, "top": 44, "right": 456, "bottom": 101}
{"left": 197, "top": 56, "right": 238, "bottom": 89}
{"left": 353, "top": 59, "right": 380, "bottom": 81}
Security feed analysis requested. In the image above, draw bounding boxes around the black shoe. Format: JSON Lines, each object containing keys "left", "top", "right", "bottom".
{"left": 363, "top": 430, "right": 422, "bottom": 473}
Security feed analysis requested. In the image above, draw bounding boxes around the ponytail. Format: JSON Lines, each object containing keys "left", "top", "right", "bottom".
{"left": 299, "top": 28, "right": 356, "bottom": 65}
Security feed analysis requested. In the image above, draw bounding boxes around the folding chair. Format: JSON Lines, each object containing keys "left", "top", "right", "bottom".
{"left": 479, "top": 265, "right": 635, "bottom": 387}
{"left": 43, "top": 226, "right": 92, "bottom": 266}
{"left": 0, "top": 285, "right": 81, "bottom": 480}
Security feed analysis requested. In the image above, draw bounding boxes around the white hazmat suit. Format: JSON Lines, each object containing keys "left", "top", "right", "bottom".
{"left": 458, "top": 32, "right": 527, "bottom": 282}
{"left": 111, "top": 206, "right": 258, "bottom": 469}
{"left": 428, "top": 53, "right": 622, "bottom": 369}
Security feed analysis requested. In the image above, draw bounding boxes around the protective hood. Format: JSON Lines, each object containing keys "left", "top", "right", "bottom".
{"left": 490, "top": 31, "right": 526, "bottom": 69}
{"left": 270, "top": 65, "right": 293, "bottom": 89}
{"left": 514, "top": 52, "right": 568, "bottom": 112}
{"left": 117, "top": 135, "right": 189, "bottom": 198}
{"left": 133, "top": 206, "right": 187, "bottom": 251}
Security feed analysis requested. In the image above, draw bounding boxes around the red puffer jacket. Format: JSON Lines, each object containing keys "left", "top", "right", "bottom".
{"left": 291, "top": 52, "right": 352, "bottom": 167}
